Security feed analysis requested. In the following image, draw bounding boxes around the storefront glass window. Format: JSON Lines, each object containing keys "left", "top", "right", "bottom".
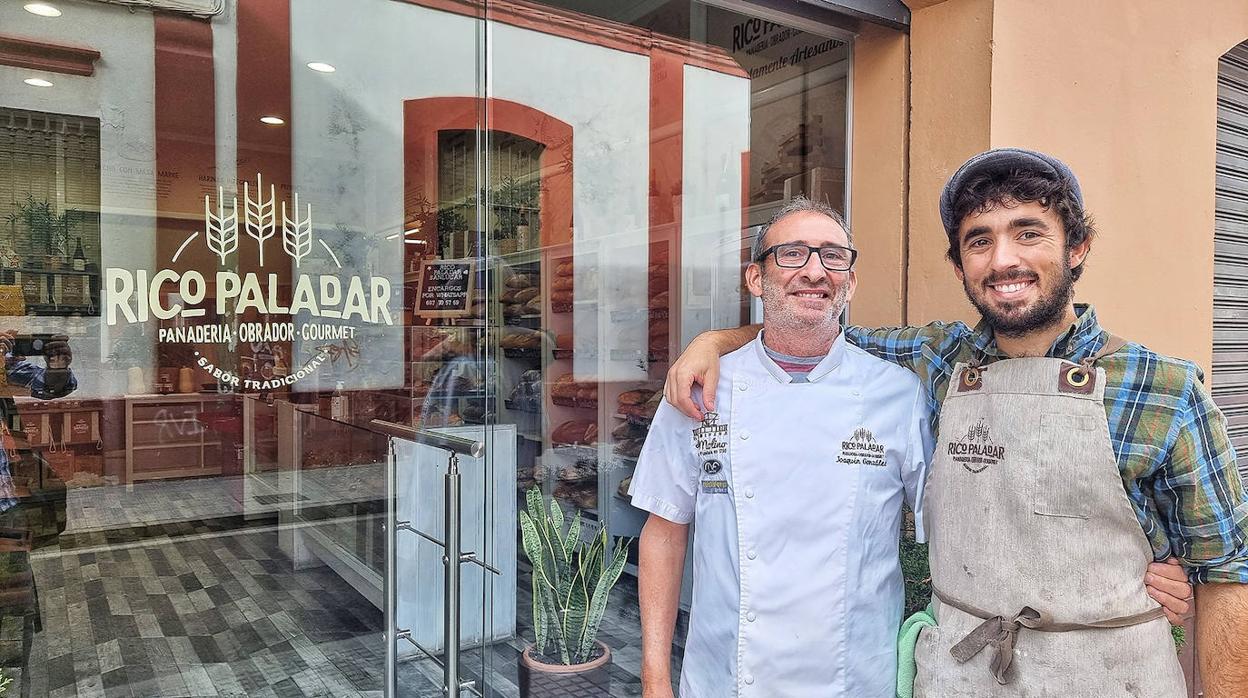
{"left": 0, "top": 0, "right": 849, "bottom": 694}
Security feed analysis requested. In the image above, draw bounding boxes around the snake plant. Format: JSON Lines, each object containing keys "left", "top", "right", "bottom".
{"left": 519, "top": 487, "right": 630, "bottom": 665}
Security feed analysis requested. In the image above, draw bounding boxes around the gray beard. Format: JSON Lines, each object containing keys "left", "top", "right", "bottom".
{"left": 760, "top": 276, "right": 849, "bottom": 338}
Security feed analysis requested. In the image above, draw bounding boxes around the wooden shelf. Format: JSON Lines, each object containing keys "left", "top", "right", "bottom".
{"left": 126, "top": 394, "right": 237, "bottom": 484}
{"left": 130, "top": 441, "right": 222, "bottom": 451}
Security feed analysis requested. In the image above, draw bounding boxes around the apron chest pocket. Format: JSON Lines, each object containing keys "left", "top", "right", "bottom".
{"left": 1034, "top": 413, "right": 1101, "bottom": 519}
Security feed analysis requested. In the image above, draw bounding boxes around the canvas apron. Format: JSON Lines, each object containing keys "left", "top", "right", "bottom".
{"left": 914, "top": 340, "right": 1187, "bottom": 697}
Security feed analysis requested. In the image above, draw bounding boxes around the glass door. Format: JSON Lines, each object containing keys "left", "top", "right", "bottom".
{"left": 478, "top": 1, "right": 853, "bottom": 695}
{"left": 0, "top": 0, "right": 493, "bottom": 694}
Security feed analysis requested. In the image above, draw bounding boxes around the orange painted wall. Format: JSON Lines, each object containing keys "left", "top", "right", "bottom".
{"left": 902, "top": 0, "right": 994, "bottom": 329}
{"left": 849, "top": 23, "right": 909, "bottom": 328}
{"left": 903, "top": 0, "right": 1248, "bottom": 372}
{"left": 989, "top": 0, "right": 1248, "bottom": 372}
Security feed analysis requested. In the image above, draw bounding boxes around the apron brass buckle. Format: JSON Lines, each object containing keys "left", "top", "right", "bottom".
{"left": 959, "top": 367, "right": 982, "bottom": 392}
{"left": 1059, "top": 364, "right": 1095, "bottom": 394}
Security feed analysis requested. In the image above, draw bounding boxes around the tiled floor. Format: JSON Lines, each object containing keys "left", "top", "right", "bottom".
{"left": 5, "top": 483, "right": 685, "bottom": 697}
{"left": 64, "top": 467, "right": 384, "bottom": 536}
{"left": 14, "top": 526, "right": 386, "bottom": 697}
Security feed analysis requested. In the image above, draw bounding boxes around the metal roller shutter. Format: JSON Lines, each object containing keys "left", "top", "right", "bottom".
{"left": 1214, "top": 41, "right": 1248, "bottom": 481}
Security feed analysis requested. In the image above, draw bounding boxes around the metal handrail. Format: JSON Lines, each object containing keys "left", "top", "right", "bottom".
{"left": 369, "top": 419, "right": 485, "bottom": 458}
{"left": 377, "top": 419, "right": 491, "bottom": 697}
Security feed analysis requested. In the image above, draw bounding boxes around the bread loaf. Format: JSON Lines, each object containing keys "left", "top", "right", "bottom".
{"left": 506, "top": 273, "right": 537, "bottom": 289}
{"left": 552, "top": 419, "right": 597, "bottom": 445}
{"left": 617, "top": 389, "right": 654, "bottom": 406}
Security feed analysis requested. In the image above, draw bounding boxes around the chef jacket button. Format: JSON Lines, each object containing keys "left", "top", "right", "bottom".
{"left": 746, "top": 611, "right": 757, "bottom": 622}
{"left": 852, "top": 390, "right": 860, "bottom": 397}
{"left": 740, "top": 430, "right": 750, "bottom": 440}
{"left": 744, "top": 674, "right": 755, "bottom": 685}
{"left": 744, "top": 487, "right": 754, "bottom": 498}
{"left": 747, "top": 550, "right": 757, "bottom": 560}
{"left": 737, "top": 383, "right": 748, "bottom": 392}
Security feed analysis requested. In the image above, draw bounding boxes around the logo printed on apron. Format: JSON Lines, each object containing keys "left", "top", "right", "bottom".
{"left": 944, "top": 419, "right": 1006, "bottom": 473}
{"left": 837, "top": 426, "right": 887, "bottom": 467}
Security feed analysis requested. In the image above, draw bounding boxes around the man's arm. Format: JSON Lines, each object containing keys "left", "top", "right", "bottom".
{"left": 1149, "top": 365, "right": 1248, "bottom": 689}
{"left": 4, "top": 333, "right": 76, "bottom": 399}
{"left": 901, "top": 384, "right": 934, "bottom": 542}
{"left": 664, "top": 322, "right": 957, "bottom": 421}
{"left": 639, "top": 514, "right": 688, "bottom": 698}
{"left": 663, "top": 325, "right": 757, "bottom": 420}
{"left": 1196, "top": 582, "right": 1248, "bottom": 696}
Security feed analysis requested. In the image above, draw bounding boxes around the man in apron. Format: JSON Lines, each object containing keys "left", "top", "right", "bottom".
{"left": 630, "top": 199, "right": 933, "bottom": 697}
{"left": 661, "top": 149, "right": 1248, "bottom": 696}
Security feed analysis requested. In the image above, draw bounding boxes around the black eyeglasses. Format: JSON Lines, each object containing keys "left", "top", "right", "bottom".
{"left": 756, "top": 243, "right": 858, "bottom": 271}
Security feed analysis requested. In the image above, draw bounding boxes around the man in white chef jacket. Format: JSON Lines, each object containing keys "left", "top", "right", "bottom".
{"left": 629, "top": 197, "right": 933, "bottom": 698}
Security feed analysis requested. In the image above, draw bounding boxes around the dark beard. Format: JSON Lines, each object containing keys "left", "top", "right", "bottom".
{"left": 963, "top": 265, "right": 1073, "bottom": 338}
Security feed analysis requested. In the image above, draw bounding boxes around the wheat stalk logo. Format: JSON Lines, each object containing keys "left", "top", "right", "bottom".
{"left": 967, "top": 420, "right": 992, "bottom": 444}
{"left": 851, "top": 427, "right": 875, "bottom": 444}
{"left": 282, "top": 193, "right": 313, "bottom": 268}
{"left": 171, "top": 176, "right": 337, "bottom": 268}
{"left": 205, "top": 187, "right": 239, "bottom": 265}
{"left": 243, "top": 173, "right": 276, "bottom": 266}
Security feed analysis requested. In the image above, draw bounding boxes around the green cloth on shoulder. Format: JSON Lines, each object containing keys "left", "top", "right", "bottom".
{"left": 896, "top": 604, "right": 937, "bottom": 698}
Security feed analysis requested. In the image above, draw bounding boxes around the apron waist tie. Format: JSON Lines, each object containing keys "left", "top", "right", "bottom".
{"left": 931, "top": 585, "right": 1165, "bottom": 685}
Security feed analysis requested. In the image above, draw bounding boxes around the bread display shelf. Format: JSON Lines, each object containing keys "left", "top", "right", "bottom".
{"left": 503, "top": 399, "right": 541, "bottom": 414}
{"left": 504, "top": 314, "right": 543, "bottom": 327}
{"left": 610, "top": 307, "right": 669, "bottom": 321}
{"left": 609, "top": 349, "right": 669, "bottom": 363}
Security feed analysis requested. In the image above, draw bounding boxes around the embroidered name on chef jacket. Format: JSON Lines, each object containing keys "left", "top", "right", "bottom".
{"left": 837, "top": 427, "right": 888, "bottom": 467}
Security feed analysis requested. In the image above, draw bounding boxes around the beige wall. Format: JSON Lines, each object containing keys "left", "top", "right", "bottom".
{"left": 903, "top": 0, "right": 994, "bottom": 326}
{"left": 849, "top": 23, "right": 910, "bottom": 327}
{"left": 903, "top": 0, "right": 1248, "bottom": 372}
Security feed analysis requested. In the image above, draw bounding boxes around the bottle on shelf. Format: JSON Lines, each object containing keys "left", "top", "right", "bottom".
{"left": 331, "top": 380, "right": 349, "bottom": 421}
{"left": 72, "top": 237, "right": 86, "bottom": 272}
{"left": 515, "top": 212, "right": 531, "bottom": 251}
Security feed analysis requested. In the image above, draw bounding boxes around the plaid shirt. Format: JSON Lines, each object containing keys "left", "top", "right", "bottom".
{"left": 846, "top": 304, "right": 1248, "bottom": 584}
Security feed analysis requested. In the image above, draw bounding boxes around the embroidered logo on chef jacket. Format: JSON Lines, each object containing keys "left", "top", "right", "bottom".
{"left": 945, "top": 419, "right": 1006, "bottom": 473}
{"left": 701, "top": 459, "right": 729, "bottom": 494}
{"left": 692, "top": 412, "right": 728, "bottom": 457}
{"left": 837, "top": 427, "right": 888, "bottom": 467}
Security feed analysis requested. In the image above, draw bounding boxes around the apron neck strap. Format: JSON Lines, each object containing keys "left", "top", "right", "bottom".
{"left": 969, "top": 334, "right": 1126, "bottom": 371}
{"left": 1081, "top": 333, "right": 1127, "bottom": 370}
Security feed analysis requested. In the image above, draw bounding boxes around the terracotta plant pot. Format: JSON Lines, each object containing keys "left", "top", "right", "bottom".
{"left": 518, "top": 641, "right": 611, "bottom": 697}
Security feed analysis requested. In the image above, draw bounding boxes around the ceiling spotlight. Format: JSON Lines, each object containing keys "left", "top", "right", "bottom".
{"left": 306, "top": 62, "right": 336, "bottom": 73}
{"left": 24, "top": 78, "right": 54, "bottom": 88}
{"left": 259, "top": 116, "right": 285, "bottom": 125}
{"left": 24, "top": 3, "right": 62, "bottom": 17}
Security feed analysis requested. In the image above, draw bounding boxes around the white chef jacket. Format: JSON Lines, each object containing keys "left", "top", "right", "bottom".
{"left": 630, "top": 331, "right": 933, "bottom": 697}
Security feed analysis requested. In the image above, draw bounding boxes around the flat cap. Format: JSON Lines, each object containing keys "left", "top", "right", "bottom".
{"left": 939, "top": 148, "right": 1083, "bottom": 232}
